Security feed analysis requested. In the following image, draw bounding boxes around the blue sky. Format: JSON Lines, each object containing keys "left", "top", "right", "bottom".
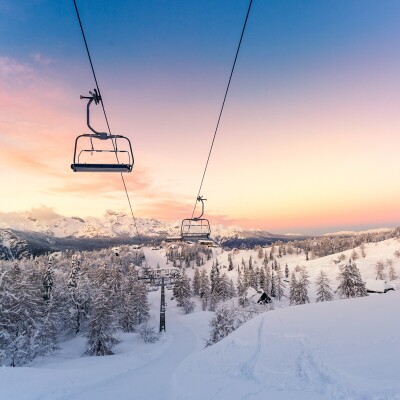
{"left": 2, "top": 1, "right": 400, "bottom": 234}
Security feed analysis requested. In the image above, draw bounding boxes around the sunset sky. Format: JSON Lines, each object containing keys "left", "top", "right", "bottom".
{"left": 1, "top": 0, "right": 400, "bottom": 234}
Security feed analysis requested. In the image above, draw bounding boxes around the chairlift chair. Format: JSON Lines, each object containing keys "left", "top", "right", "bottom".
{"left": 71, "top": 89, "right": 134, "bottom": 173}
{"left": 181, "top": 196, "right": 211, "bottom": 241}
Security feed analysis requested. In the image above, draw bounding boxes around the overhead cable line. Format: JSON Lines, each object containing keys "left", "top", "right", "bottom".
{"left": 190, "top": 0, "right": 253, "bottom": 219}
{"left": 72, "top": 0, "right": 142, "bottom": 242}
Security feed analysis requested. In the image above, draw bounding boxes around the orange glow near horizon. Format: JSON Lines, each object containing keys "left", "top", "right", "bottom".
{"left": 1, "top": 54, "right": 400, "bottom": 235}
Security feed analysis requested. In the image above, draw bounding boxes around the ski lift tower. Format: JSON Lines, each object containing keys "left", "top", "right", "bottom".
{"left": 160, "top": 269, "right": 166, "bottom": 333}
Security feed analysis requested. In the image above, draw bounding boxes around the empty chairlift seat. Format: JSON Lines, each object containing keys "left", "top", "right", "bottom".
{"left": 71, "top": 89, "right": 134, "bottom": 173}
{"left": 71, "top": 133, "right": 134, "bottom": 172}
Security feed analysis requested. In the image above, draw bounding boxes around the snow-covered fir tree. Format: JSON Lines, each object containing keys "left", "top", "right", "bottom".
{"left": 289, "top": 271, "right": 297, "bottom": 305}
{"left": 199, "top": 268, "right": 210, "bottom": 299}
{"left": 315, "top": 270, "right": 334, "bottom": 302}
{"left": 270, "top": 269, "right": 276, "bottom": 297}
{"left": 296, "top": 268, "right": 310, "bottom": 305}
{"left": 388, "top": 264, "right": 398, "bottom": 281}
{"left": 84, "top": 284, "right": 119, "bottom": 356}
{"left": 207, "top": 306, "right": 235, "bottom": 346}
{"left": 173, "top": 270, "right": 192, "bottom": 308}
{"left": 275, "top": 263, "right": 286, "bottom": 300}
{"left": 375, "top": 261, "right": 385, "bottom": 280}
{"left": 336, "top": 260, "right": 368, "bottom": 299}
{"left": 259, "top": 267, "right": 265, "bottom": 290}
{"left": 264, "top": 264, "right": 272, "bottom": 295}
{"left": 43, "top": 255, "right": 54, "bottom": 301}
{"left": 192, "top": 268, "right": 201, "bottom": 295}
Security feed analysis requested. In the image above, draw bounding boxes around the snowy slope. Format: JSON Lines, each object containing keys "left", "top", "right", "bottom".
{"left": 175, "top": 291, "right": 400, "bottom": 400}
{"left": 1, "top": 242, "right": 400, "bottom": 399}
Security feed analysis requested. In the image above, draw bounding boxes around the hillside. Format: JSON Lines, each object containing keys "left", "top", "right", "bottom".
{"left": 1, "top": 238, "right": 399, "bottom": 399}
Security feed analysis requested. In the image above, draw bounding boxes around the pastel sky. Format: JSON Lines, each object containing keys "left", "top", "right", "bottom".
{"left": 1, "top": 0, "right": 400, "bottom": 235}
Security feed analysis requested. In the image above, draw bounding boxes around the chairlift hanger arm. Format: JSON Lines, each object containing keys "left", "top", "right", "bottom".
{"left": 80, "top": 89, "right": 107, "bottom": 138}
{"left": 195, "top": 195, "right": 207, "bottom": 220}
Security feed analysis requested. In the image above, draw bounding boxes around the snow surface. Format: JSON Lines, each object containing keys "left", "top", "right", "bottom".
{"left": 1, "top": 243, "right": 400, "bottom": 399}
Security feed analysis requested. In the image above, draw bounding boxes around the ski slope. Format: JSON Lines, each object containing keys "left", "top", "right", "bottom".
{"left": 175, "top": 291, "right": 400, "bottom": 400}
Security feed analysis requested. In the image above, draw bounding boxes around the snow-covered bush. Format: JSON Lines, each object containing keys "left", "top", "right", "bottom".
{"left": 138, "top": 323, "right": 159, "bottom": 343}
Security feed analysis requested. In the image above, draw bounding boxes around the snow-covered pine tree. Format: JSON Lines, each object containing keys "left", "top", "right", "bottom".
{"left": 173, "top": 270, "right": 192, "bottom": 308}
{"left": 289, "top": 271, "right": 297, "bottom": 305}
{"left": 315, "top": 270, "right": 333, "bottom": 302}
{"left": 43, "top": 255, "right": 54, "bottom": 301}
{"left": 133, "top": 279, "right": 150, "bottom": 324}
{"left": 199, "top": 268, "right": 210, "bottom": 299}
{"left": 249, "top": 265, "right": 258, "bottom": 289}
{"left": 236, "top": 268, "right": 246, "bottom": 298}
{"left": 375, "top": 260, "right": 385, "bottom": 280}
{"left": 243, "top": 264, "right": 250, "bottom": 289}
{"left": 259, "top": 267, "right": 265, "bottom": 290}
{"left": 270, "top": 269, "right": 276, "bottom": 297}
{"left": 34, "top": 296, "right": 58, "bottom": 358}
{"left": 207, "top": 306, "right": 235, "bottom": 346}
{"left": 296, "top": 267, "right": 310, "bottom": 304}
{"left": 210, "top": 263, "right": 220, "bottom": 293}
{"left": 388, "top": 264, "right": 398, "bottom": 281}
{"left": 275, "top": 264, "right": 286, "bottom": 300}
{"left": 264, "top": 264, "right": 272, "bottom": 295}
{"left": 336, "top": 260, "right": 368, "bottom": 298}
{"left": 208, "top": 290, "right": 220, "bottom": 312}
{"left": 120, "top": 270, "right": 138, "bottom": 332}
{"left": 64, "top": 258, "right": 91, "bottom": 335}
{"left": 84, "top": 284, "right": 119, "bottom": 356}
{"left": 192, "top": 268, "right": 201, "bottom": 295}
{"left": 228, "top": 253, "right": 234, "bottom": 271}
{"left": 351, "top": 249, "right": 359, "bottom": 261}
{"left": 217, "top": 273, "right": 235, "bottom": 301}
{"left": 5, "top": 266, "right": 46, "bottom": 366}
{"left": 285, "top": 263, "right": 289, "bottom": 279}
{"left": 353, "top": 262, "right": 368, "bottom": 297}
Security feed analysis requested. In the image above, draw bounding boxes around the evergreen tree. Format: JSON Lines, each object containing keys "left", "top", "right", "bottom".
{"left": 375, "top": 261, "right": 385, "bottom": 280}
{"left": 336, "top": 260, "right": 368, "bottom": 299}
{"left": 173, "top": 271, "right": 192, "bottom": 308}
{"left": 289, "top": 271, "right": 297, "bottom": 305}
{"left": 43, "top": 255, "right": 54, "bottom": 301}
{"left": 84, "top": 285, "right": 119, "bottom": 356}
{"left": 270, "top": 269, "right": 276, "bottom": 297}
{"left": 120, "top": 271, "right": 138, "bottom": 332}
{"left": 207, "top": 306, "right": 235, "bottom": 346}
{"left": 259, "top": 267, "right": 265, "bottom": 290}
{"left": 236, "top": 268, "right": 246, "bottom": 298}
{"left": 315, "top": 270, "right": 334, "bottom": 302}
{"left": 388, "top": 265, "right": 398, "bottom": 281}
{"left": 192, "top": 268, "right": 201, "bottom": 295}
{"left": 275, "top": 264, "right": 286, "bottom": 300}
{"left": 4, "top": 267, "right": 47, "bottom": 366}
{"left": 243, "top": 264, "right": 250, "bottom": 289}
{"left": 199, "top": 269, "right": 210, "bottom": 299}
{"left": 264, "top": 265, "right": 272, "bottom": 295}
{"left": 228, "top": 253, "right": 234, "bottom": 271}
{"left": 285, "top": 263, "right": 289, "bottom": 279}
{"left": 210, "top": 263, "right": 220, "bottom": 293}
{"left": 296, "top": 268, "right": 310, "bottom": 304}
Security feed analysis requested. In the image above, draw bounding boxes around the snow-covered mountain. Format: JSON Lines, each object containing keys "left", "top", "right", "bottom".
{"left": 0, "top": 208, "right": 298, "bottom": 240}
{"left": 0, "top": 229, "right": 30, "bottom": 260}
